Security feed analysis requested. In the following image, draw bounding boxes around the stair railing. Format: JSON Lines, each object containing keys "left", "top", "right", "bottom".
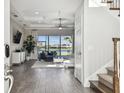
{"left": 113, "top": 38, "right": 120, "bottom": 93}
{"left": 101, "top": 0, "right": 112, "bottom": 3}
{"left": 110, "top": 0, "right": 120, "bottom": 10}
{"left": 101, "top": 0, "right": 120, "bottom": 16}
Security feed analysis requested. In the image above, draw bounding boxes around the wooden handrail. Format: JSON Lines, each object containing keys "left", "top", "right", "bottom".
{"left": 113, "top": 38, "right": 120, "bottom": 93}
{"left": 101, "top": 0, "right": 120, "bottom": 16}
{"left": 101, "top": 0, "right": 113, "bottom": 3}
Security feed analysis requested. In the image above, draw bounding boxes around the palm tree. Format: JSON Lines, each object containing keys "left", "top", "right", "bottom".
{"left": 64, "top": 36, "right": 73, "bottom": 55}
{"left": 64, "top": 36, "right": 72, "bottom": 43}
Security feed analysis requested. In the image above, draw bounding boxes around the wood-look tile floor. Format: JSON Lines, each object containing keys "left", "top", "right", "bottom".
{"left": 11, "top": 60, "right": 96, "bottom": 93}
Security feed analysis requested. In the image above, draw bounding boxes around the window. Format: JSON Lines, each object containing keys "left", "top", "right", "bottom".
{"left": 49, "top": 36, "right": 60, "bottom": 56}
{"left": 89, "top": 0, "right": 106, "bottom": 7}
{"left": 61, "top": 36, "right": 72, "bottom": 56}
{"left": 37, "top": 35, "right": 73, "bottom": 57}
{"left": 37, "top": 36, "right": 48, "bottom": 52}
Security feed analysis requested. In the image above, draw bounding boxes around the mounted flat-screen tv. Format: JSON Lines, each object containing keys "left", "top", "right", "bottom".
{"left": 13, "top": 31, "right": 22, "bottom": 44}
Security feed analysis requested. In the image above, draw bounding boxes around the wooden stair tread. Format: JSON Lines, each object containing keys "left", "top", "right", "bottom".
{"left": 106, "top": 1, "right": 113, "bottom": 3}
{"left": 106, "top": 67, "right": 114, "bottom": 72}
{"left": 110, "top": 8, "right": 120, "bottom": 10}
{"left": 90, "top": 81, "right": 113, "bottom": 93}
{"left": 98, "top": 74, "right": 113, "bottom": 84}
{"left": 101, "top": 1, "right": 113, "bottom": 3}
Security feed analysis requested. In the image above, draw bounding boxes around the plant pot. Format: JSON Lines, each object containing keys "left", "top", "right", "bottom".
{"left": 26, "top": 56, "right": 30, "bottom": 61}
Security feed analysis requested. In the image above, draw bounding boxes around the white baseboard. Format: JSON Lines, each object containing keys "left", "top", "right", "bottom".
{"left": 83, "top": 60, "right": 113, "bottom": 87}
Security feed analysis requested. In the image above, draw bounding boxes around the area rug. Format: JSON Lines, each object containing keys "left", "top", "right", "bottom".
{"left": 31, "top": 60, "right": 64, "bottom": 69}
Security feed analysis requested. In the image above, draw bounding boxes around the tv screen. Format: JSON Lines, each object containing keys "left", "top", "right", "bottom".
{"left": 13, "top": 31, "right": 22, "bottom": 44}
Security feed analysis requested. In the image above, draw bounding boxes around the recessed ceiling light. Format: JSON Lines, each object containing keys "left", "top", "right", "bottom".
{"left": 35, "top": 11, "right": 40, "bottom": 15}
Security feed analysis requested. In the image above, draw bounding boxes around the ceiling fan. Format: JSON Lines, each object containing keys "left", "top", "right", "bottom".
{"left": 58, "top": 18, "right": 63, "bottom": 30}
{"left": 52, "top": 11, "right": 73, "bottom": 30}
{"left": 53, "top": 17, "right": 73, "bottom": 30}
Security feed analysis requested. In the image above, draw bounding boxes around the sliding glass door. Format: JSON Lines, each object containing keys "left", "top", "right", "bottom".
{"left": 49, "top": 36, "right": 60, "bottom": 56}
{"left": 37, "top": 36, "right": 48, "bottom": 53}
{"left": 61, "top": 36, "right": 72, "bottom": 56}
{"left": 37, "top": 35, "right": 73, "bottom": 57}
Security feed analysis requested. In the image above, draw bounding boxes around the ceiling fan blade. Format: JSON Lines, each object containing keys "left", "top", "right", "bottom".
{"left": 52, "top": 18, "right": 68, "bottom": 21}
{"left": 51, "top": 25, "right": 73, "bottom": 28}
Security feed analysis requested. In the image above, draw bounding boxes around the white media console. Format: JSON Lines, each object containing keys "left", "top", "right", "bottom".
{"left": 12, "top": 52, "right": 25, "bottom": 64}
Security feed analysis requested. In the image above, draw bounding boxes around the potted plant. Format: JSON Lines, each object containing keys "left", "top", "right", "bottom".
{"left": 23, "top": 35, "right": 36, "bottom": 61}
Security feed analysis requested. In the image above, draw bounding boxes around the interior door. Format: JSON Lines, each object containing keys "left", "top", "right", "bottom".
{"left": 74, "top": 9, "right": 82, "bottom": 82}
{"left": 4, "top": 0, "right": 13, "bottom": 93}
{"left": 75, "top": 29, "right": 82, "bottom": 82}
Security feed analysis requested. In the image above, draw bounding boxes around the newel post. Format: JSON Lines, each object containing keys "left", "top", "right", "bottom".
{"left": 113, "top": 38, "right": 120, "bottom": 93}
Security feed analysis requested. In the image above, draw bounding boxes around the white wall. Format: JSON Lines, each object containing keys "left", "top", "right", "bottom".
{"left": 83, "top": 0, "right": 120, "bottom": 87}
{"left": 10, "top": 18, "right": 25, "bottom": 64}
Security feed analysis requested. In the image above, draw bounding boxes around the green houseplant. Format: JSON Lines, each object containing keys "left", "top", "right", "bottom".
{"left": 23, "top": 35, "right": 36, "bottom": 60}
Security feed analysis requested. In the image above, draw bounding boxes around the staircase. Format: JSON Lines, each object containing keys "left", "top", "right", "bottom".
{"left": 90, "top": 38, "right": 120, "bottom": 93}
{"left": 90, "top": 67, "right": 114, "bottom": 93}
{"left": 101, "top": 0, "right": 120, "bottom": 16}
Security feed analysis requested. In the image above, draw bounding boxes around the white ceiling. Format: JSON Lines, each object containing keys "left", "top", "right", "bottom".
{"left": 10, "top": 0, "right": 83, "bottom": 29}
